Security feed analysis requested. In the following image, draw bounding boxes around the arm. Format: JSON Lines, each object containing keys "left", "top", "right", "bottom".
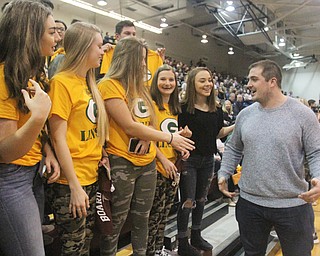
{"left": 49, "top": 114, "right": 89, "bottom": 218}
{"left": 0, "top": 80, "right": 51, "bottom": 163}
{"left": 299, "top": 111, "right": 320, "bottom": 203}
{"left": 105, "top": 98, "right": 195, "bottom": 154}
{"left": 217, "top": 121, "right": 243, "bottom": 197}
{"left": 217, "top": 124, "right": 235, "bottom": 139}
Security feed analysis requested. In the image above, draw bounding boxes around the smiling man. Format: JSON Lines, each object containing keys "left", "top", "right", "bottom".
{"left": 218, "top": 59, "right": 320, "bottom": 256}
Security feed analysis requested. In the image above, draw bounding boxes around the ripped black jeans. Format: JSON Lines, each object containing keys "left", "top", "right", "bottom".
{"left": 177, "top": 155, "right": 214, "bottom": 238}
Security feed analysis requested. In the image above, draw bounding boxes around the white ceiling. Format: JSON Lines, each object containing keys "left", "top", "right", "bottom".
{"left": 51, "top": 0, "right": 320, "bottom": 62}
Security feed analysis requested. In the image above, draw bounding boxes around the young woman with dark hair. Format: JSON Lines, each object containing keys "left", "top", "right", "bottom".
{"left": 147, "top": 64, "right": 191, "bottom": 255}
{"left": 177, "top": 67, "right": 234, "bottom": 255}
{"left": 0, "top": 1, "right": 60, "bottom": 255}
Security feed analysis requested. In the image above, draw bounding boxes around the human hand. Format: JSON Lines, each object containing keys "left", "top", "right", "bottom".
{"left": 99, "top": 155, "right": 110, "bottom": 168}
{"left": 135, "top": 140, "right": 150, "bottom": 155}
{"left": 157, "top": 47, "right": 166, "bottom": 61}
{"left": 102, "top": 43, "right": 113, "bottom": 52}
{"left": 181, "top": 150, "right": 190, "bottom": 160}
{"left": 218, "top": 177, "right": 237, "bottom": 198}
{"left": 44, "top": 152, "right": 60, "bottom": 184}
{"left": 170, "top": 132, "right": 195, "bottom": 156}
{"left": 214, "top": 154, "right": 221, "bottom": 161}
{"left": 298, "top": 178, "right": 320, "bottom": 204}
{"left": 22, "top": 79, "right": 51, "bottom": 122}
{"left": 69, "top": 187, "right": 90, "bottom": 218}
{"left": 162, "top": 158, "right": 177, "bottom": 180}
{"left": 179, "top": 125, "right": 192, "bottom": 138}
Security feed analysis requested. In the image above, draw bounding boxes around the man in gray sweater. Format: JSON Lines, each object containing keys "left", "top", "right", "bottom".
{"left": 218, "top": 59, "right": 320, "bottom": 256}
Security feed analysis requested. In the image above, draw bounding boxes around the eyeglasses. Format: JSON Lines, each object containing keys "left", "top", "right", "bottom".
{"left": 56, "top": 27, "right": 66, "bottom": 32}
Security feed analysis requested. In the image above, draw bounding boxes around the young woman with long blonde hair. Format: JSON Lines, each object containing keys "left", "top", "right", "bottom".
{"left": 98, "top": 37, "right": 194, "bottom": 256}
{"left": 48, "top": 22, "right": 108, "bottom": 255}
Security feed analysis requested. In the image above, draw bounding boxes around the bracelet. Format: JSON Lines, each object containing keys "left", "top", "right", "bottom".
{"left": 102, "top": 155, "right": 108, "bottom": 159}
{"left": 168, "top": 133, "right": 173, "bottom": 144}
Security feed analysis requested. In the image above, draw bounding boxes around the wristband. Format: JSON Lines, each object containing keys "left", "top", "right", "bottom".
{"left": 168, "top": 133, "right": 173, "bottom": 144}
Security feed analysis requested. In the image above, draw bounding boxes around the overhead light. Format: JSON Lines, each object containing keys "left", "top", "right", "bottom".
{"left": 160, "top": 17, "right": 168, "bottom": 28}
{"left": 228, "top": 47, "right": 234, "bottom": 55}
{"left": 201, "top": 35, "right": 208, "bottom": 43}
{"left": 283, "top": 60, "right": 307, "bottom": 70}
{"left": 97, "top": 0, "right": 107, "bottom": 6}
{"left": 278, "top": 38, "right": 286, "bottom": 47}
{"left": 291, "top": 52, "right": 303, "bottom": 60}
{"left": 225, "top": 1, "right": 235, "bottom": 12}
{"left": 263, "top": 26, "right": 269, "bottom": 31}
{"left": 59, "top": 0, "right": 162, "bottom": 34}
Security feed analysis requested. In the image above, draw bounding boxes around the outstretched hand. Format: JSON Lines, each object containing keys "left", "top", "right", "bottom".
{"left": 170, "top": 131, "right": 195, "bottom": 156}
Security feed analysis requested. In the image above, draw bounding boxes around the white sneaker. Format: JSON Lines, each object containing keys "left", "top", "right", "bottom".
{"left": 314, "top": 232, "right": 319, "bottom": 244}
{"left": 155, "top": 247, "right": 171, "bottom": 256}
{"left": 228, "top": 198, "right": 236, "bottom": 207}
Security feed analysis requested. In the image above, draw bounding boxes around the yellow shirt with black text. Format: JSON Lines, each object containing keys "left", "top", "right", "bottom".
{"left": 49, "top": 72, "right": 101, "bottom": 186}
{"left": 98, "top": 78, "right": 156, "bottom": 166}
{"left": 0, "top": 64, "right": 42, "bottom": 166}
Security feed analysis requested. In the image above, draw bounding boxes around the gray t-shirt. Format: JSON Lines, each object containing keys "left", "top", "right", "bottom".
{"left": 218, "top": 97, "right": 320, "bottom": 208}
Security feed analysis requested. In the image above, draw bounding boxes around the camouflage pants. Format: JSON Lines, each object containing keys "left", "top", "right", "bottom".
{"left": 49, "top": 182, "right": 97, "bottom": 256}
{"left": 147, "top": 172, "right": 178, "bottom": 255}
{"left": 100, "top": 155, "right": 156, "bottom": 256}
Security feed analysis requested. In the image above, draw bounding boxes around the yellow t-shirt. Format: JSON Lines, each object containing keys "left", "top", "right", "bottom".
{"left": 153, "top": 102, "right": 178, "bottom": 178}
{"left": 146, "top": 50, "right": 163, "bottom": 86}
{"left": 98, "top": 78, "right": 156, "bottom": 166}
{"left": 50, "top": 47, "right": 66, "bottom": 62}
{"left": 49, "top": 72, "right": 101, "bottom": 186}
{"left": 99, "top": 47, "right": 114, "bottom": 75}
{"left": 0, "top": 64, "right": 42, "bottom": 166}
{"left": 100, "top": 48, "right": 163, "bottom": 87}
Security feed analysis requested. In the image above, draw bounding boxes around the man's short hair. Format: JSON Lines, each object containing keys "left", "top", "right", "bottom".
{"left": 40, "top": 0, "right": 54, "bottom": 10}
{"left": 115, "top": 20, "right": 135, "bottom": 35}
{"left": 55, "top": 20, "right": 67, "bottom": 30}
{"left": 249, "top": 59, "right": 282, "bottom": 88}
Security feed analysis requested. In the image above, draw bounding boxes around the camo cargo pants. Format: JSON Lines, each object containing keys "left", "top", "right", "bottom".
{"left": 100, "top": 154, "right": 156, "bottom": 256}
{"left": 147, "top": 172, "right": 178, "bottom": 255}
{"left": 49, "top": 182, "right": 97, "bottom": 256}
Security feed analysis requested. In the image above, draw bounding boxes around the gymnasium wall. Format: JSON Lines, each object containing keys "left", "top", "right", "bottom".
{"left": 1, "top": 0, "right": 319, "bottom": 100}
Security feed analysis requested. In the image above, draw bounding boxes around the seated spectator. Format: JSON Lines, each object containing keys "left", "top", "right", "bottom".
{"left": 233, "top": 94, "right": 245, "bottom": 116}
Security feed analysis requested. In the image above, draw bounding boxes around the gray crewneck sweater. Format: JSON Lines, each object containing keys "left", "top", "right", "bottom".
{"left": 218, "top": 97, "right": 320, "bottom": 208}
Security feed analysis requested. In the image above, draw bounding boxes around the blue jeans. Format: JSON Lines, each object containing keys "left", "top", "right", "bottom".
{"left": 177, "top": 155, "right": 214, "bottom": 238}
{"left": 236, "top": 197, "right": 314, "bottom": 256}
{"left": 0, "top": 163, "right": 45, "bottom": 256}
